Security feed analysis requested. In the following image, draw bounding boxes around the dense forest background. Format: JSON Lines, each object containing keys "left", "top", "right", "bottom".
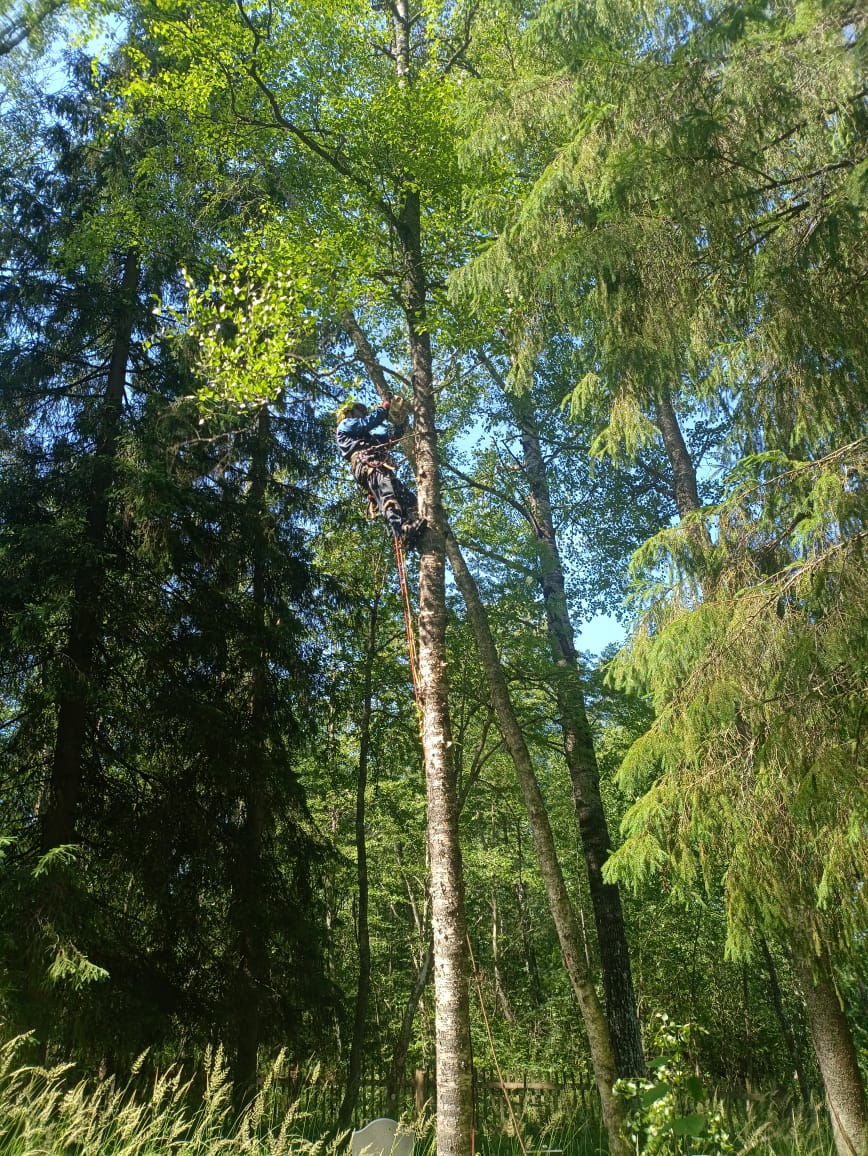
{"left": 0, "top": 0, "right": 866, "bottom": 1153}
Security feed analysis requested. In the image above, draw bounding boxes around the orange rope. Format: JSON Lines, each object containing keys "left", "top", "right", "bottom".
{"left": 393, "top": 534, "right": 421, "bottom": 709}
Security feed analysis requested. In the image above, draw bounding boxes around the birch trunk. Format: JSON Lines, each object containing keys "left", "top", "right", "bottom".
{"left": 343, "top": 315, "right": 628, "bottom": 1153}
{"left": 392, "top": 104, "right": 474, "bottom": 1146}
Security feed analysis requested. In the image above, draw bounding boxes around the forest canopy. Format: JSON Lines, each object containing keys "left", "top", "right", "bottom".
{"left": 0, "top": 0, "right": 866, "bottom": 1154}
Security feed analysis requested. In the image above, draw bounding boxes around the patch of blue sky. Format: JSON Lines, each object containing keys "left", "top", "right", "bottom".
{"left": 34, "top": 9, "right": 125, "bottom": 97}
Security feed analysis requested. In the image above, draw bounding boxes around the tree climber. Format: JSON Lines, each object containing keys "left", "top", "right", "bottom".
{"left": 336, "top": 398, "right": 426, "bottom": 548}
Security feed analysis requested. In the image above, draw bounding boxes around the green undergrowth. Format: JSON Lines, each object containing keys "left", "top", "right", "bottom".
{"left": 473, "top": 1109, "right": 834, "bottom": 1156}
{"left": 0, "top": 1035, "right": 837, "bottom": 1156}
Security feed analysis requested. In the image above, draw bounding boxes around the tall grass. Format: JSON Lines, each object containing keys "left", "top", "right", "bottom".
{"left": 471, "top": 1111, "right": 835, "bottom": 1156}
{"left": 0, "top": 1036, "right": 838, "bottom": 1156}
{"left": 0, "top": 1035, "right": 337, "bottom": 1156}
{"left": 470, "top": 1096, "right": 836, "bottom": 1156}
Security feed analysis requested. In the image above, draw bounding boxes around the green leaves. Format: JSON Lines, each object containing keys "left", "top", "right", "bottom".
{"left": 640, "top": 1081, "right": 670, "bottom": 1107}
{"left": 670, "top": 1112, "right": 707, "bottom": 1137}
{"left": 170, "top": 238, "right": 318, "bottom": 411}
{"left": 617, "top": 1015, "right": 733, "bottom": 1154}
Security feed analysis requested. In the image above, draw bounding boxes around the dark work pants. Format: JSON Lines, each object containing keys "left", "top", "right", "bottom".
{"left": 357, "top": 464, "right": 418, "bottom": 537}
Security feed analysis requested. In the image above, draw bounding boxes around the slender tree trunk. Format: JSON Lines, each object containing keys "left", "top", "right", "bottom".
{"left": 491, "top": 890, "right": 515, "bottom": 1023}
{"left": 395, "top": 162, "right": 474, "bottom": 1152}
{"left": 445, "top": 535, "right": 630, "bottom": 1156}
{"left": 515, "top": 873, "right": 544, "bottom": 1008}
{"left": 508, "top": 391, "right": 645, "bottom": 1079}
{"left": 338, "top": 593, "right": 379, "bottom": 1129}
{"left": 343, "top": 317, "right": 628, "bottom": 1153}
{"left": 340, "top": 67, "right": 475, "bottom": 1149}
{"left": 792, "top": 939, "right": 867, "bottom": 1156}
{"left": 41, "top": 249, "right": 139, "bottom": 854}
{"left": 386, "top": 943, "right": 434, "bottom": 1117}
{"left": 759, "top": 937, "right": 812, "bottom": 1111}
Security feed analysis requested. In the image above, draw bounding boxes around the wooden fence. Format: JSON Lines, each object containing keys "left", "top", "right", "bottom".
{"left": 287, "top": 1064, "right": 595, "bottom": 1133}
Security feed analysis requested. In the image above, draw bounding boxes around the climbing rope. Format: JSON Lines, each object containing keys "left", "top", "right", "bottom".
{"left": 393, "top": 534, "right": 421, "bottom": 709}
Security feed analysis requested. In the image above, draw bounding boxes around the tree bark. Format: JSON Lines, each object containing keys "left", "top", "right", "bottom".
{"left": 41, "top": 249, "right": 139, "bottom": 854}
{"left": 343, "top": 194, "right": 474, "bottom": 1150}
{"left": 445, "top": 535, "right": 630, "bottom": 1156}
{"left": 792, "top": 938, "right": 867, "bottom": 1156}
{"left": 509, "top": 391, "right": 645, "bottom": 1080}
{"left": 338, "top": 593, "right": 379, "bottom": 1129}
{"left": 339, "top": 11, "right": 476, "bottom": 1138}
{"left": 344, "top": 317, "right": 628, "bottom": 1152}
{"left": 491, "top": 890, "right": 515, "bottom": 1024}
{"left": 394, "top": 145, "right": 474, "bottom": 1153}
{"left": 653, "top": 384, "right": 702, "bottom": 519}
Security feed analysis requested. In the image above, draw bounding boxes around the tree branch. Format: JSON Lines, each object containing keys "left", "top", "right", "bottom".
{"left": 341, "top": 310, "right": 394, "bottom": 401}
{"left": 230, "top": 1, "right": 398, "bottom": 225}
{"left": 442, "top": 460, "right": 536, "bottom": 530}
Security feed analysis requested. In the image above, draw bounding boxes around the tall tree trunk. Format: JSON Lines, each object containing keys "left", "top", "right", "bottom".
{"left": 338, "top": 593, "right": 379, "bottom": 1129}
{"left": 394, "top": 155, "right": 474, "bottom": 1153}
{"left": 41, "top": 249, "right": 139, "bottom": 854}
{"left": 509, "top": 390, "right": 645, "bottom": 1080}
{"left": 343, "top": 318, "right": 628, "bottom": 1153}
{"left": 491, "top": 890, "right": 515, "bottom": 1023}
{"left": 444, "top": 535, "right": 630, "bottom": 1156}
{"left": 232, "top": 404, "right": 272, "bottom": 1105}
{"left": 792, "top": 938, "right": 867, "bottom": 1156}
{"left": 515, "top": 866, "right": 544, "bottom": 1009}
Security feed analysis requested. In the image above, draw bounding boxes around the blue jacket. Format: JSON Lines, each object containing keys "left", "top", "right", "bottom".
{"left": 336, "top": 406, "right": 403, "bottom": 460}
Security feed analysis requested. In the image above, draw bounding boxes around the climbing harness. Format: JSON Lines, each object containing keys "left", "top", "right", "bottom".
{"left": 347, "top": 429, "right": 412, "bottom": 475}
{"left": 350, "top": 446, "right": 398, "bottom": 483}
{"left": 393, "top": 533, "right": 421, "bottom": 709}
